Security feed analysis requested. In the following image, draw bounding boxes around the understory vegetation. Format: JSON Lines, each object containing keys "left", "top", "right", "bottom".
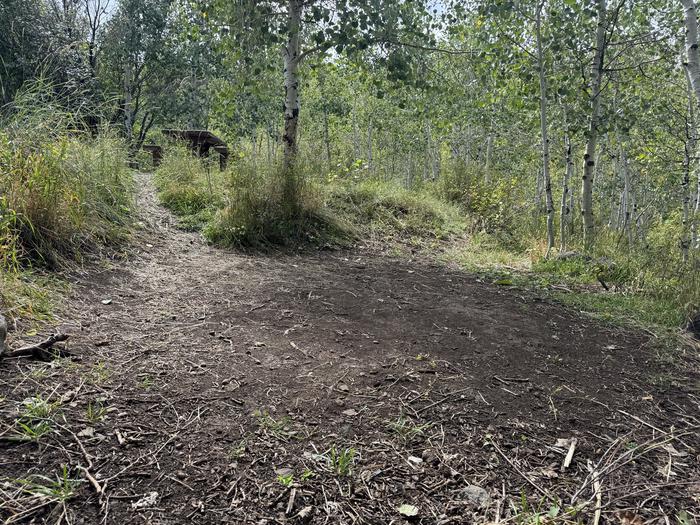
{"left": 154, "top": 143, "right": 697, "bottom": 332}
{"left": 2, "top": 0, "right": 700, "bottom": 335}
{"left": 0, "top": 87, "right": 133, "bottom": 322}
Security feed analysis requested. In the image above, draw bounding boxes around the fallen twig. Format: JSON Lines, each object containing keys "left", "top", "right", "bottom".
{"left": 2, "top": 333, "right": 70, "bottom": 360}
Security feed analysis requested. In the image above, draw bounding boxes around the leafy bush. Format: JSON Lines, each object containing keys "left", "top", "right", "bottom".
{"left": 435, "top": 160, "right": 522, "bottom": 235}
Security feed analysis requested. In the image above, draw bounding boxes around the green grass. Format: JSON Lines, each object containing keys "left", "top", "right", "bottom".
{"left": 326, "top": 179, "right": 467, "bottom": 244}
{"left": 447, "top": 232, "right": 531, "bottom": 272}
{"left": 154, "top": 147, "right": 468, "bottom": 249}
{"left": 447, "top": 240, "right": 688, "bottom": 334}
{"left": 1, "top": 85, "right": 134, "bottom": 325}
{"left": 0, "top": 271, "right": 57, "bottom": 325}
{"left": 551, "top": 290, "right": 684, "bottom": 331}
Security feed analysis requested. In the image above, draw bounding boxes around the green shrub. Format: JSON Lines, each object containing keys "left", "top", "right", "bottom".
{"left": 435, "top": 160, "right": 522, "bottom": 236}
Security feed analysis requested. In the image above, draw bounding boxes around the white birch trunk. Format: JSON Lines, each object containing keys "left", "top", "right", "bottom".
{"left": 682, "top": 0, "right": 700, "bottom": 251}
{"left": 282, "top": 0, "right": 302, "bottom": 181}
{"left": 123, "top": 65, "right": 134, "bottom": 143}
{"left": 581, "top": 0, "right": 607, "bottom": 252}
{"left": 560, "top": 134, "right": 573, "bottom": 252}
{"left": 536, "top": 3, "right": 555, "bottom": 256}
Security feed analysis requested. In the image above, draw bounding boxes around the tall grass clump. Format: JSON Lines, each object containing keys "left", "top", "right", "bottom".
{"left": 155, "top": 147, "right": 344, "bottom": 247}
{"left": 1, "top": 83, "right": 133, "bottom": 318}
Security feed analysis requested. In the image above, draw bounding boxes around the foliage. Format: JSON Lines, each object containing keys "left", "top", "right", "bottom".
{"left": 0, "top": 88, "right": 133, "bottom": 269}
{"left": 327, "top": 179, "right": 467, "bottom": 242}
{"left": 327, "top": 446, "right": 356, "bottom": 477}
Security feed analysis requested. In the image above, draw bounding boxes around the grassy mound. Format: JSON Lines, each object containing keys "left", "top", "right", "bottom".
{"left": 326, "top": 180, "right": 467, "bottom": 243}
{"left": 154, "top": 148, "right": 467, "bottom": 249}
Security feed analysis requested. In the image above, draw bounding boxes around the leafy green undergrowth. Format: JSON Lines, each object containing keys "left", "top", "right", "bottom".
{"left": 0, "top": 85, "right": 134, "bottom": 324}
{"left": 551, "top": 290, "right": 684, "bottom": 331}
{"left": 326, "top": 179, "right": 467, "bottom": 245}
{"left": 448, "top": 239, "right": 689, "bottom": 334}
{"left": 154, "top": 148, "right": 468, "bottom": 249}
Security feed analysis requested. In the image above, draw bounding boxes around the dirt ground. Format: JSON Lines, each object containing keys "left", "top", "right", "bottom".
{"left": 1, "top": 173, "right": 699, "bottom": 525}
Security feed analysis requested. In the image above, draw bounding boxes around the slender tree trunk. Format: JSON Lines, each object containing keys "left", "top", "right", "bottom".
{"left": 484, "top": 133, "right": 494, "bottom": 181}
{"left": 282, "top": 0, "right": 302, "bottom": 200}
{"left": 620, "top": 145, "right": 633, "bottom": 247}
{"left": 683, "top": 0, "right": 700, "bottom": 102}
{"left": 693, "top": 169, "right": 700, "bottom": 249}
{"left": 581, "top": 0, "right": 607, "bottom": 252}
{"left": 561, "top": 134, "right": 573, "bottom": 252}
{"left": 352, "top": 105, "right": 361, "bottom": 160}
{"left": 536, "top": 3, "right": 555, "bottom": 256}
{"left": 682, "top": 0, "right": 700, "bottom": 252}
{"left": 123, "top": 65, "right": 134, "bottom": 143}
{"left": 683, "top": 67, "right": 697, "bottom": 262}
{"left": 367, "top": 117, "right": 374, "bottom": 175}
{"left": 323, "top": 106, "right": 332, "bottom": 172}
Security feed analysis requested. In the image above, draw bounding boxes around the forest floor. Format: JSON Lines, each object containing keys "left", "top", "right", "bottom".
{"left": 1, "top": 173, "right": 699, "bottom": 525}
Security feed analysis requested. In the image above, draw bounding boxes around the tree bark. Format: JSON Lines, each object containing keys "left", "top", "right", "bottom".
{"left": 535, "top": 3, "right": 555, "bottom": 256}
{"left": 683, "top": 0, "right": 700, "bottom": 102}
{"left": 581, "top": 0, "right": 607, "bottom": 252}
{"left": 123, "top": 65, "right": 134, "bottom": 142}
{"left": 560, "top": 133, "right": 573, "bottom": 252}
{"left": 282, "top": 0, "right": 302, "bottom": 200}
{"left": 682, "top": 0, "right": 700, "bottom": 252}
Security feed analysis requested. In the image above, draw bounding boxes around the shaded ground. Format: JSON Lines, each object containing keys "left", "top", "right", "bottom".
{"left": 1, "top": 174, "right": 699, "bottom": 525}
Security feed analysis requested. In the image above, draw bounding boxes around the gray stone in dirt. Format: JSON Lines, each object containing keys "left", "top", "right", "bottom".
{"left": 461, "top": 485, "right": 490, "bottom": 509}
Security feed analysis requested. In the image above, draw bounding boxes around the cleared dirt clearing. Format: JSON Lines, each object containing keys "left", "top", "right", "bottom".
{"left": 1, "top": 174, "right": 698, "bottom": 525}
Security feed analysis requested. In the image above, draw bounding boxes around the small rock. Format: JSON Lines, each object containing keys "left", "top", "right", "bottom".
{"left": 77, "top": 427, "right": 95, "bottom": 438}
{"left": 131, "top": 491, "right": 158, "bottom": 510}
{"left": 462, "top": 485, "right": 490, "bottom": 508}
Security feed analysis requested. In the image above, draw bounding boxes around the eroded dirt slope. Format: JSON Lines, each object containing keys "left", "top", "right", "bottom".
{"left": 1, "top": 174, "right": 698, "bottom": 525}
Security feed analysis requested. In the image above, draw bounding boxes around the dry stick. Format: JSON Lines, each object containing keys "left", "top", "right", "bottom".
{"left": 416, "top": 387, "right": 471, "bottom": 415}
{"left": 562, "top": 438, "right": 577, "bottom": 471}
{"left": 78, "top": 466, "right": 104, "bottom": 495}
{"left": 289, "top": 341, "right": 310, "bottom": 358}
{"left": 589, "top": 460, "right": 602, "bottom": 525}
{"left": 286, "top": 487, "right": 297, "bottom": 516}
{"left": 617, "top": 409, "right": 668, "bottom": 433}
{"left": 490, "top": 440, "right": 554, "bottom": 502}
{"left": 2, "top": 334, "right": 70, "bottom": 359}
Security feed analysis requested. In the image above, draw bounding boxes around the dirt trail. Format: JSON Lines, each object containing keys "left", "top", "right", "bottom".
{"left": 1, "top": 173, "right": 698, "bottom": 524}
